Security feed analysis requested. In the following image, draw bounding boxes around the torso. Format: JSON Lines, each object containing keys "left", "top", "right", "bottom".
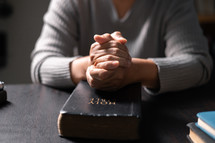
{"left": 112, "top": 0, "right": 136, "bottom": 19}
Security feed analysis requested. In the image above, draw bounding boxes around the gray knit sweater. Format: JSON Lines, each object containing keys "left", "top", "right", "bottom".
{"left": 31, "top": 0, "right": 213, "bottom": 95}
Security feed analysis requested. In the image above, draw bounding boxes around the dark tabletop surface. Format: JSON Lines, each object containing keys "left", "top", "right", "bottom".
{"left": 0, "top": 81, "right": 215, "bottom": 143}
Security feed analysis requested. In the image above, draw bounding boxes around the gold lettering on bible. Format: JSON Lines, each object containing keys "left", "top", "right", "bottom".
{"left": 88, "top": 98, "right": 116, "bottom": 105}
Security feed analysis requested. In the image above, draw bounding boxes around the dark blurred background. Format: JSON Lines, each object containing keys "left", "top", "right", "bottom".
{"left": 0, "top": 0, "right": 50, "bottom": 84}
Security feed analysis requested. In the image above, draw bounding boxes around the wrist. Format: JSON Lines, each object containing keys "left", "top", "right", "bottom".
{"left": 126, "top": 58, "right": 160, "bottom": 89}
{"left": 70, "top": 56, "right": 90, "bottom": 84}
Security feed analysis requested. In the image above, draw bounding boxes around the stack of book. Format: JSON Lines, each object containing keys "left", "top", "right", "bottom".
{"left": 187, "top": 111, "right": 215, "bottom": 143}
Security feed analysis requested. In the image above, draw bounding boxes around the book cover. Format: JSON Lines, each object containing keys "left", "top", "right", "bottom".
{"left": 197, "top": 111, "right": 215, "bottom": 140}
{"left": 187, "top": 122, "right": 215, "bottom": 143}
{"left": 57, "top": 80, "right": 142, "bottom": 140}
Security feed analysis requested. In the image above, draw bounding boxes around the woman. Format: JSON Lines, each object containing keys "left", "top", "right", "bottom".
{"left": 31, "top": 0, "right": 213, "bottom": 95}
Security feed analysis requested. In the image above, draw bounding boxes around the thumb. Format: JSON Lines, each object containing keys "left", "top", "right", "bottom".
{"left": 94, "top": 33, "right": 113, "bottom": 44}
{"left": 111, "top": 31, "right": 127, "bottom": 45}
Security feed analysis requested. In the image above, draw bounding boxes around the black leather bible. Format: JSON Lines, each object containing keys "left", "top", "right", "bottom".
{"left": 57, "top": 80, "right": 142, "bottom": 140}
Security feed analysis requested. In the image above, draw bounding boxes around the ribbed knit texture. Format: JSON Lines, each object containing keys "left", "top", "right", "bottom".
{"left": 31, "top": 0, "right": 213, "bottom": 94}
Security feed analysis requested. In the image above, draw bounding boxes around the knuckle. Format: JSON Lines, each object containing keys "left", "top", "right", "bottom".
{"left": 90, "top": 42, "right": 97, "bottom": 50}
{"left": 106, "top": 55, "right": 113, "bottom": 60}
{"left": 111, "top": 41, "right": 122, "bottom": 49}
{"left": 91, "top": 43, "right": 100, "bottom": 52}
{"left": 103, "top": 62, "right": 109, "bottom": 67}
{"left": 112, "top": 40, "right": 119, "bottom": 46}
{"left": 115, "top": 40, "right": 121, "bottom": 45}
{"left": 104, "top": 33, "right": 111, "bottom": 39}
{"left": 96, "top": 62, "right": 105, "bottom": 69}
{"left": 113, "top": 48, "right": 119, "bottom": 55}
{"left": 116, "top": 42, "right": 121, "bottom": 47}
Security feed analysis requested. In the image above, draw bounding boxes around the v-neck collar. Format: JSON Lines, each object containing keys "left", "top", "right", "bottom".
{"left": 108, "top": 0, "right": 140, "bottom": 23}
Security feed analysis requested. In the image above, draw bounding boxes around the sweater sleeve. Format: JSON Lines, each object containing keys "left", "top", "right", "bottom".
{"left": 31, "top": 0, "right": 80, "bottom": 89}
{"left": 146, "top": 0, "right": 213, "bottom": 94}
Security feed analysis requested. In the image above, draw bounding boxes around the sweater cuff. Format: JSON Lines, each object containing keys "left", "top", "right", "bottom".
{"left": 40, "top": 56, "right": 80, "bottom": 89}
{"left": 144, "top": 55, "right": 202, "bottom": 95}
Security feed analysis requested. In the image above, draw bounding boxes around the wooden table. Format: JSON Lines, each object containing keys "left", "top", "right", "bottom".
{"left": 0, "top": 82, "right": 215, "bottom": 143}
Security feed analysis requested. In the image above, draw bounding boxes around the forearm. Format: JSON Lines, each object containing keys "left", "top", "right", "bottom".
{"left": 151, "top": 54, "right": 212, "bottom": 94}
{"left": 125, "top": 58, "right": 159, "bottom": 89}
{"left": 36, "top": 56, "right": 77, "bottom": 88}
{"left": 31, "top": 55, "right": 90, "bottom": 88}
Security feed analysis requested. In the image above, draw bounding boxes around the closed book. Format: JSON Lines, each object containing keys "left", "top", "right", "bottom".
{"left": 0, "top": 90, "right": 7, "bottom": 104}
{"left": 187, "top": 122, "right": 215, "bottom": 143}
{"left": 197, "top": 111, "right": 215, "bottom": 140}
{"left": 57, "top": 80, "right": 142, "bottom": 140}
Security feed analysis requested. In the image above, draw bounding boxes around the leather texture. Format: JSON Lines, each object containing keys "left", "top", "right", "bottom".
{"left": 58, "top": 81, "right": 142, "bottom": 140}
{"left": 60, "top": 80, "right": 142, "bottom": 117}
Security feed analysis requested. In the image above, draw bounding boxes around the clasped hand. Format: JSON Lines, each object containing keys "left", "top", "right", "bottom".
{"left": 86, "top": 31, "right": 131, "bottom": 91}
